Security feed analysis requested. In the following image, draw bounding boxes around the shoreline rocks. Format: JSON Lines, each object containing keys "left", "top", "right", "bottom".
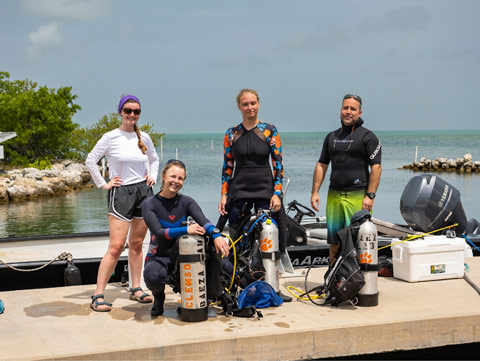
{"left": 0, "top": 160, "right": 93, "bottom": 203}
{"left": 400, "top": 153, "right": 480, "bottom": 174}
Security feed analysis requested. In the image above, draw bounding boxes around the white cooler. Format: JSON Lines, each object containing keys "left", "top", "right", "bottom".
{"left": 392, "top": 236, "right": 466, "bottom": 282}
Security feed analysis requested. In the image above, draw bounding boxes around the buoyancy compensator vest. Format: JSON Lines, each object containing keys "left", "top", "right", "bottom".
{"left": 322, "top": 210, "right": 370, "bottom": 306}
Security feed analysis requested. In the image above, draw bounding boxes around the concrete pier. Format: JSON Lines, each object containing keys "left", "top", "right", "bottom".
{"left": 1, "top": 258, "right": 480, "bottom": 360}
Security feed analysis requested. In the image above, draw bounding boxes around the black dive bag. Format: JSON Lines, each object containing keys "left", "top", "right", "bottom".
{"left": 322, "top": 210, "right": 368, "bottom": 306}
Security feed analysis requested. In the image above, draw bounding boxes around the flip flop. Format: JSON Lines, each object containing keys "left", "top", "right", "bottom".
{"left": 90, "top": 294, "right": 112, "bottom": 312}
{"left": 129, "top": 287, "right": 152, "bottom": 303}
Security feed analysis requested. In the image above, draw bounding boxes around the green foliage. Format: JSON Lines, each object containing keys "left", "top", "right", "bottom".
{"left": 68, "top": 113, "right": 165, "bottom": 160}
{"left": 0, "top": 71, "right": 164, "bottom": 165}
{"left": 28, "top": 157, "right": 52, "bottom": 170}
{"left": 0, "top": 71, "right": 81, "bottom": 167}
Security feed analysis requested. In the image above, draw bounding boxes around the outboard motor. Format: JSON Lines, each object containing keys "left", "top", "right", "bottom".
{"left": 178, "top": 234, "right": 208, "bottom": 322}
{"left": 400, "top": 174, "right": 467, "bottom": 234}
{"left": 355, "top": 217, "right": 379, "bottom": 307}
{"left": 258, "top": 217, "right": 281, "bottom": 293}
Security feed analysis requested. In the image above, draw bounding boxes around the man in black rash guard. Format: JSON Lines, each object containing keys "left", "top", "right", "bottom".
{"left": 310, "top": 94, "right": 382, "bottom": 263}
{"left": 142, "top": 159, "right": 229, "bottom": 317}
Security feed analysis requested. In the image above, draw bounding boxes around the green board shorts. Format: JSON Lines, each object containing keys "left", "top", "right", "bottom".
{"left": 326, "top": 189, "right": 365, "bottom": 245}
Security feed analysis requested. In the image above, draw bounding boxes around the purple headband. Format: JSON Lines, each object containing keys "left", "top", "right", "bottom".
{"left": 118, "top": 95, "right": 141, "bottom": 113}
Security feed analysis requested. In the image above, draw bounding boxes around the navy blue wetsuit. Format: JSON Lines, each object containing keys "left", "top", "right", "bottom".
{"left": 142, "top": 193, "right": 221, "bottom": 296}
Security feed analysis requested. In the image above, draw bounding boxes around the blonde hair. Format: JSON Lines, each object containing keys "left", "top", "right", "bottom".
{"left": 236, "top": 89, "right": 260, "bottom": 105}
{"left": 160, "top": 160, "right": 187, "bottom": 192}
{"left": 123, "top": 99, "right": 147, "bottom": 154}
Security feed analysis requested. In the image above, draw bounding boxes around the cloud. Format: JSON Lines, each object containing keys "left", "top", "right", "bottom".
{"left": 358, "top": 5, "right": 430, "bottom": 34}
{"left": 28, "top": 22, "right": 63, "bottom": 58}
{"left": 22, "top": 0, "right": 112, "bottom": 20}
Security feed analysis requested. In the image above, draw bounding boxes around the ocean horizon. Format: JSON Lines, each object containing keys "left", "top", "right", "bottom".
{"left": 1, "top": 129, "right": 480, "bottom": 238}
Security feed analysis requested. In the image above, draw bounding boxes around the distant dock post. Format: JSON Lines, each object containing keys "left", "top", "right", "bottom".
{"left": 415, "top": 146, "right": 418, "bottom": 163}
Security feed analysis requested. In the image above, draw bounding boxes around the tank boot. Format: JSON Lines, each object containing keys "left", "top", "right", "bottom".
{"left": 151, "top": 292, "right": 165, "bottom": 317}
{"left": 277, "top": 290, "right": 292, "bottom": 302}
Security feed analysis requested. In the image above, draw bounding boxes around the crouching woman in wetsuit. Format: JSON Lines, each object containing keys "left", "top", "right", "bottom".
{"left": 142, "top": 159, "right": 230, "bottom": 316}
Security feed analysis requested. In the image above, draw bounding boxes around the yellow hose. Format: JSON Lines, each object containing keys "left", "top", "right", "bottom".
{"left": 222, "top": 233, "right": 241, "bottom": 293}
{"left": 378, "top": 223, "right": 459, "bottom": 251}
{"left": 286, "top": 285, "right": 325, "bottom": 301}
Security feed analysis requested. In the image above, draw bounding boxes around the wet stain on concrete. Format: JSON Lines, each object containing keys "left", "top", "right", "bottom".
{"left": 110, "top": 305, "right": 153, "bottom": 322}
{"left": 24, "top": 301, "right": 90, "bottom": 318}
{"left": 274, "top": 322, "right": 290, "bottom": 328}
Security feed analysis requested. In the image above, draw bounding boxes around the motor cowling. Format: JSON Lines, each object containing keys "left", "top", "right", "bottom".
{"left": 400, "top": 174, "right": 467, "bottom": 234}
{"left": 178, "top": 234, "right": 208, "bottom": 322}
{"left": 258, "top": 217, "right": 281, "bottom": 293}
{"left": 355, "top": 218, "right": 379, "bottom": 307}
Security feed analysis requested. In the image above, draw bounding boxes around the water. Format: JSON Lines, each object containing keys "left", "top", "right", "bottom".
{"left": 1, "top": 130, "right": 480, "bottom": 238}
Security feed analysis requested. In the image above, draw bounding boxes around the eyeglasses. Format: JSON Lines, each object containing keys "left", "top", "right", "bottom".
{"left": 343, "top": 94, "right": 362, "bottom": 105}
{"left": 122, "top": 108, "right": 141, "bottom": 115}
{"left": 166, "top": 159, "right": 186, "bottom": 168}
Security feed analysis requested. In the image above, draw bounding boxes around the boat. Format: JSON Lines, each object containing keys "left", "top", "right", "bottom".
{"left": 0, "top": 231, "right": 130, "bottom": 291}
{"left": 1, "top": 173, "right": 479, "bottom": 291}
{"left": 284, "top": 173, "right": 480, "bottom": 267}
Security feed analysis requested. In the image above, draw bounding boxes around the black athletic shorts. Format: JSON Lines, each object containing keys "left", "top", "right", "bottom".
{"left": 107, "top": 180, "right": 153, "bottom": 221}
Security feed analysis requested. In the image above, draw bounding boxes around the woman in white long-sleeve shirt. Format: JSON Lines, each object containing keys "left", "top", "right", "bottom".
{"left": 86, "top": 94, "right": 160, "bottom": 312}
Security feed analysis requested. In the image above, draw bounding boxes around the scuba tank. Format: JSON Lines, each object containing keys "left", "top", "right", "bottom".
{"left": 258, "top": 216, "right": 281, "bottom": 293}
{"left": 178, "top": 234, "right": 208, "bottom": 322}
{"left": 355, "top": 217, "right": 379, "bottom": 307}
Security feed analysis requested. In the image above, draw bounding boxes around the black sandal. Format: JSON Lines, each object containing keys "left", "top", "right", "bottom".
{"left": 90, "top": 294, "right": 112, "bottom": 312}
{"left": 129, "top": 287, "right": 152, "bottom": 303}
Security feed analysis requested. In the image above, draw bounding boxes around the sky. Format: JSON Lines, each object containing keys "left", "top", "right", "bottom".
{"left": 1, "top": 0, "right": 479, "bottom": 134}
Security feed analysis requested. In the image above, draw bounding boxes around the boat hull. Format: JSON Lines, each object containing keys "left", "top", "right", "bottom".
{"left": 1, "top": 231, "right": 479, "bottom": 292}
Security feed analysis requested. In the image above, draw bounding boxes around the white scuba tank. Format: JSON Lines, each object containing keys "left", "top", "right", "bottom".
{"left": 356, "top": 218, "right": 379, "bottom": 306}
{"left": 258, "top": 217, "right": 281, "bottom": 292}
{"left": 178, "top": 234, "right": 208, "bottom": 322}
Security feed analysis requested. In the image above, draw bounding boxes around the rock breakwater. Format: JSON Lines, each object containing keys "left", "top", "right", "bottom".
{"left": 0, "top": 160, "right": 93, "bottom": 203}
{"left": 400, "top": 153, "right": 480, "bottom": 173}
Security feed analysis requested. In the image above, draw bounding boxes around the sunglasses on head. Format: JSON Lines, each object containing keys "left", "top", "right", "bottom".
{"left": 343, "top": 94, "right": 362, "bottom": 105}
{"left": 122, "top": 107, "right": 141, "bottom": 115}
{"left": 166, "top": 159, "right": 186, "bottom": 168}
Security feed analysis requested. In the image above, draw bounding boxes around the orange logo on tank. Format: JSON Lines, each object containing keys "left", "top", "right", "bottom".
{"left": 359, "top": 252, "right": 372, "bottom": 264}
{"left": 259, "top": 238, "right": 272, "bottom": 251}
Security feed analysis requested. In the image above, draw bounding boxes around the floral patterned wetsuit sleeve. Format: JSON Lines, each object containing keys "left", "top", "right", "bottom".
{"left": 259, "top": 123, "right": 284, "bottom": 197}
{"left": 221, "top": 127, "right": 236, "bottom": 196}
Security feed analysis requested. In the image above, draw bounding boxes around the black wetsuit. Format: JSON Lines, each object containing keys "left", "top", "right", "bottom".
{"left": 142, "top": 193, "right": 222, "bottom": 297}
{"left": 220, "top": 122, "right": 287, "bottom": 252}
{"left": 319, "top": 118, "right": 382, "bottom": 190}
